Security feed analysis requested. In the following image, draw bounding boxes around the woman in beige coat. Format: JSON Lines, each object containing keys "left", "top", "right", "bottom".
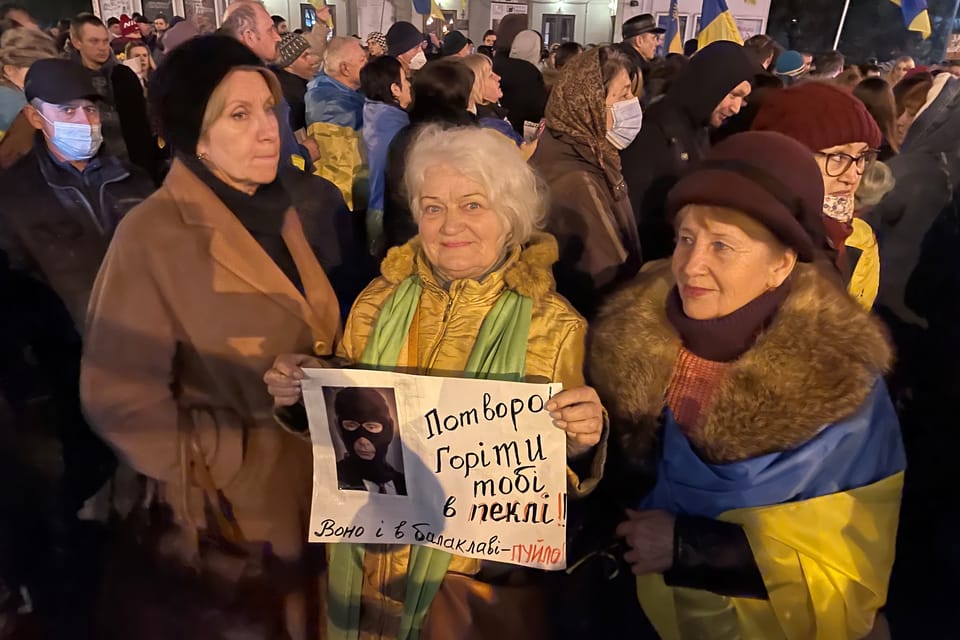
{"left": 81, "top": 36, "right": 350, "bottom": 639}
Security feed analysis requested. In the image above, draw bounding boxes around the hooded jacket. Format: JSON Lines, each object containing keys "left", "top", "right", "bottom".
{"left": 590, "top": 261, "right": 904, "bottom": 640}
{"left": 621, "top": 42, "right": 758, "bottom": 261}
{"left": 332, "top": 233, "right": 604, "bottom": 638}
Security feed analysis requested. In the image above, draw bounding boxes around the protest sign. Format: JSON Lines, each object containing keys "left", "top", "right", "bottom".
{"left": 301, "top": 368, "right": 568, "bottom": 570}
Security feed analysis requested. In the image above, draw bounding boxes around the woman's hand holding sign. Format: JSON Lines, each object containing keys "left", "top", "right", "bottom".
{"left": 264, "top": 353, "right": 324, "bottom": 407}
{"left": 546, "top": 386, "right": 604, "bottom": 457}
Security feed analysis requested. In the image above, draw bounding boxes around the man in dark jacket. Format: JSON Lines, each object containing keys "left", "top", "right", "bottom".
{"left": 69, "top": 12, "right": 159, "bottom": 181}
{"left": 492, "top": 13, "right": 547, "bottom": 135}
{"left": 621, "top": 41, "right": 758, "bottom": 261}
{"left": 618, "top": 13, "right": 664, "bottom": 102}
{"left": 0, "top": 58, "right": 151, "bottom": 638}
{"left": 272, "top": 32, "right": 320, "bottom": 133}
{"left": 332, "top": 388, "right": 406, "bottom": 496}
{"left": 0, "top": 58, "right": 154, "bottom": 330}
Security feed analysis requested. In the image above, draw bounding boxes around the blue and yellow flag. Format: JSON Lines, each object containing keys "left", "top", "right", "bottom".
{"left": 412, "top": 0, "right": 444, "bottom": 19}
{"left": 664, "top": 0, "right": 684, "bottom": 55}
{"left": 697, "top": 0, "right": 744, "bottom": 48}
{"left": 891, "top": 0, "right": 932, "bottom": 39}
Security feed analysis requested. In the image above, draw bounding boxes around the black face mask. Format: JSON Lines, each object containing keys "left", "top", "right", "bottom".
{"left": 334, "top": 387, "right": 396, "bottom": 483}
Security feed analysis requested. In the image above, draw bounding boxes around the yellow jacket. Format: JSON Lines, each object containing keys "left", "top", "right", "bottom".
{"left": 334, "top": 233, "right": 603, "bottom": 638}
{"left": 846, "top": 217, "right": 880, "bottom": 311}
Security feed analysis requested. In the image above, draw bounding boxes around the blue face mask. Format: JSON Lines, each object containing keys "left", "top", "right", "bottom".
{"left": 39, "top": 113, "right": 103, "bottom": 161}
{"left": 606, "top": 96, "right": 643, "bottom": 150}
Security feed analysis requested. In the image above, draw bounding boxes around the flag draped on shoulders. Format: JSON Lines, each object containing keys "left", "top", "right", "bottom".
{"left": 891, "top": 0, "right": 932, "bottom": 39}
{"left": 698, "top": 0, "right": 744, "bottom": 48}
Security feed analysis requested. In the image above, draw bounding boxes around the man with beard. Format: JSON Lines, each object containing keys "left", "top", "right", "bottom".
{"left": 621, "top": 41, "right": 759, "bottom": 261}
{"left": 333, "top": 388, "right": 406, "bottom": 495}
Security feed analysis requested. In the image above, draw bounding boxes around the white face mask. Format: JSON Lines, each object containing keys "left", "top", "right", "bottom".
{"left": 409, "top": 49, "right": 427, "bottom": 71}
{"left": 605, "top": 96, "right": 643, "bottom": 150}
{"left": 40, "top": 113, "right": 103, "bottom": 161}
{"left": 823, "top": 194, "right": 855, "bottom": 223}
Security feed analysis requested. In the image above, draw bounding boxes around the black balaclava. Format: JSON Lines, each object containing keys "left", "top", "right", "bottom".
{"left": 334, "top": 387, "right": 395, "bottom": 484}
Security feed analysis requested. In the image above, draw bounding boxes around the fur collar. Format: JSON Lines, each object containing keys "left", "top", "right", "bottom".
{"left": 589, "top": 261, "right": 893, "bottom": 464}
{"left": 380, "top": 232, "right": 560, "bottom": 300}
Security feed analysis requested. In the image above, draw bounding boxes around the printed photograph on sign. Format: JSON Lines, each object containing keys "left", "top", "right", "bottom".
{"left": 323, "top": 386, "right": 407, "bottom": 496}
{"left": 302, "top": 369, "right": 568, "bottom": 570}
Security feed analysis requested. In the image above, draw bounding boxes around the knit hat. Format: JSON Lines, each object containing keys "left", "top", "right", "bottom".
{"left": 441, "top": 30, "right": 468, "bottom": 57}
{"left": 151, "top": 35, "right": 279, "bottom": 154}
{"left": 276, "top": 32, "right": 310, "bottom": 68}
{"left": 119, "top": 14, "right": 139, "bottom": 37}
{"left": 667, "top": 131, "right": 826, "bottom": 262}
{"left": 386, "top": 21, "right": 422, "bottom": 57}
{"left": 775, "top": 50, "right": 805, "bottom": 78}
{"left": 366, "top": 31, "right": 386, "bottom": 49}
{"left": 751, "top": 82, "right": 882, "bottom": 152}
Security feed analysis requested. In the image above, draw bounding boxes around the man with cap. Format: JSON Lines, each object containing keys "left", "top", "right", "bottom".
{"left": 332, "top": 388, "right": 407, "bottom": 495}
{"left": 366, "top": 31, "right": 386, "bottom": 57}
{"left": 0, "top": 58, "right": 154, "bottom": 327}
{"left": 272, "top": 32, "right": 320, "bottom": 132}
{"left": 620, "top": 12, "right": 664, "bottom": 99}
{"left": 621, "top": 41, "right": 760, "bottom": 261}
{"left": 386, "top": 21, "right": 425, "bottom": 76}
{"left": 304, "top": 35, "right": 368, "bottom": 210}
{"left": 441, "top": 30, "right": 470, "bottom": 58}
{"left": 0, "top": 63, "right": 149, "bottom": 628}
{"left": 774, "top": 50, "right": 807, "bottom": 86}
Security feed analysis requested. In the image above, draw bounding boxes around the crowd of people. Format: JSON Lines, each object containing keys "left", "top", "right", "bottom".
{"left": 1, "top": 1, "right": 957, "bottom": 638}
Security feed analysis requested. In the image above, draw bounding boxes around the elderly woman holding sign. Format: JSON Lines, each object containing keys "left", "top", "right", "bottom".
{"left": 264, "top": 124, "right": 605, "bottom": 639}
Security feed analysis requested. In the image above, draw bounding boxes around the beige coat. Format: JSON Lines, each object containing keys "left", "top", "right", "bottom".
{"left": 80, "top": 159, "right": 342, "bottom": 636}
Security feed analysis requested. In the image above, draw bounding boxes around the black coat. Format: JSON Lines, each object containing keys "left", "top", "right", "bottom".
{"left": 492, "top": 55, "right": 547, "bottom": 135}
{"left": 620, "top": 42, "right": 759, "bottom": 261}
{"left": 273, "top": 67, "right": 309, "bottom": 133}
{"left": 0, "top": 135, "right": 155, "bottom": 330}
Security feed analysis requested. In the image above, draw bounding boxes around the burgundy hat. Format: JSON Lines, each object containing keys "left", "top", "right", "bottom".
{"left": 667, "top": 131, "right": 826, "bottom": 262}
{"left": 751, "top": 81, "right": 882, "bottom": 152}
{"left": 119, "top": 14, "right": 140, "bottom": 38}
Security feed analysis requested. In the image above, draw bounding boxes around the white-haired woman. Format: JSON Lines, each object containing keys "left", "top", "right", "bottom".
{"left": 264, "top": 125, "right": 606, "bottom": 639}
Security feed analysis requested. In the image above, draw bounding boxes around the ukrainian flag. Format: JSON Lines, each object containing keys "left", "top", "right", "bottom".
{"left": 891, "top": 0, "right": 932, "bottom": 39}
{"left": 413, "top": 0, "right": 445, "bottom": 20}
{"left": 664, "top": 0, "right": 684, "bottom": 55}
{"left": 636, "top": 381, "right": 905, "bottom": 640}
{"left": 697, "top": 0, "right": 744, "bottom": 48}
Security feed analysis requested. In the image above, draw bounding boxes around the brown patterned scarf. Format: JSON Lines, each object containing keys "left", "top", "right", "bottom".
{"left": 545, "top": 48, "right": 625, "bottom": 199}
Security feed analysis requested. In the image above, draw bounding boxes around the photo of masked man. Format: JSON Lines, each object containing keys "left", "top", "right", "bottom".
{"left": 329, "top": 387, "right": 407, "bottom": 495}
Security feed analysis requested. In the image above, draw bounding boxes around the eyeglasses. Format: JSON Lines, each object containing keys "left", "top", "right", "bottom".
{"left": 341, "top": 420, "right": 384, "bottom": 434}
{"left": 816, "top": 150, "right": 879, "bottom": 177}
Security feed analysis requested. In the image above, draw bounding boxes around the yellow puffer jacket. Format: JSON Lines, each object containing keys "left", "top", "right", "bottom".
{"left": 846, "top": 217, "right": 880, "bottom": 311}
{"left": 334, "top": 232, "right": 604, "bottom": 638}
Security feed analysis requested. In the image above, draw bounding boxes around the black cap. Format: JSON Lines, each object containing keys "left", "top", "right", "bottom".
{"left": 622, "top": 14, "right": 665, "bottom": 40}
{"left": 135, "top": 15, "right": 151, "bottom": 24}
{"left": 441, "top": 31, "right": 468, "bottom": 57}
{"left": 386, "top": 21, "right": 422, "bottom": 57}
{"left": 24, "top": 59, "right": 101, "bottom": 104}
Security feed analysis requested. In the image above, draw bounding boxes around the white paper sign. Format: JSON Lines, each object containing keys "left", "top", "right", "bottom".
{"left": 358, "top": 0, "right": 394, "bottom": 40}
{"left": 302, "top": 369, "right": 568, "bottom": 570}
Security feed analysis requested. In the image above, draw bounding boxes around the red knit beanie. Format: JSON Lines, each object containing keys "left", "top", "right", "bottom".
{"left": 751, "top": 81, "right": 882, "bottom": 152}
